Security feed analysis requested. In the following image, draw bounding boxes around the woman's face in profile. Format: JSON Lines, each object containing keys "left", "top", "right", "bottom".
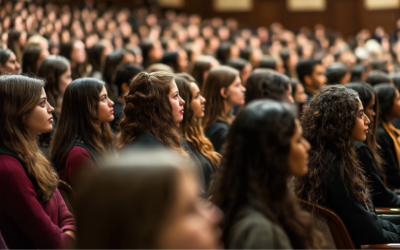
{"left": 289, "top": 120, "right": 310, "bottom": 177}
{"left": 156, "top": 171, "right": 223, "bottom": 249}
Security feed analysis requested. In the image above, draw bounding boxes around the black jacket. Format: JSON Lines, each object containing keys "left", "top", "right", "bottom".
{"left": 376, "top": 125, "right": 400, "bottom": 188}
{"left": 205, "top": 120, "right": 229, "bottom": 154}
{"left": 185, "top": 140, "right": 218, "bottom": 193}
{"left": 355, "top": 141, "right": 400, "bottom": 207}
{"left": 308, "top": 156, "right": 400, "bottom": 248}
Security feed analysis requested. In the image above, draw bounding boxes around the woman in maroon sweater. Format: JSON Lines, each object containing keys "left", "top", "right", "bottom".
{"left": 50, "top": 78, "right": 114, "bottom": 188}
{"left": 0, "top": 75, "right": 75, "bottom": 249}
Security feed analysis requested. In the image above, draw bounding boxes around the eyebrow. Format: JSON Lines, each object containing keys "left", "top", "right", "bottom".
{"left": 40, "top": 97, "right": 46, "bottom": 100}
{"left": 358, "top": 109, "right": 364, "bottom": 113}
{"left": 100, "top": 94, "right": 107, "bottom": 98}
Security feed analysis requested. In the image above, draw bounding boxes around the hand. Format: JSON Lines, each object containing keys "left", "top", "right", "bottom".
{"left": 64, "top": 230, "right": 76, "bottom": 239}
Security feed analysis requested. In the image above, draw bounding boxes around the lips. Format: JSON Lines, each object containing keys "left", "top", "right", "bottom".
{"left": 180, "top": 109, "right": 184, "bottom": 114}
{"left": 48, "top": 116, "right": 53, "bottom": 122}
{"left": 110, "top": 109, "right": 114, "bottom": 114}
{"left": 364, "top": 129, "right": 369, "bottom": 134}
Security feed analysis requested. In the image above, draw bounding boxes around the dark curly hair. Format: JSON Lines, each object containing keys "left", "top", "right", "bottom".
{"left": 116, "top": 71, "right": 186, "bottom": 155}
{"left": 211, "top": 100, "right": 323, "bottom": 249}
{"left": 291, "top": 85, "right": 371, "bottom": 209}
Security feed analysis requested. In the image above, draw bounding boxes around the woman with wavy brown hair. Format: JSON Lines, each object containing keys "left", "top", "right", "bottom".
{"left": 292, "top": 85, "right": 400, "bottom": 247}
{"left": 211, "top": 100, "right": 323, "bottom": 249}
{"left": 50, "top": 78, "right": 114, "bottom": 189}
{"left": 346, "top": 83, "right": 400, "bottom": 207}
{"left": 117, "top": 71, "right": 186, "bottom": 155}
{"left": 0, "top": 75, "right": 75, "bottom": 249}
{"left": 175, "top": 73, "right": 220, "bottom": 192}
{"left": 202, "top": 66, "right": 245, "bottom": 153}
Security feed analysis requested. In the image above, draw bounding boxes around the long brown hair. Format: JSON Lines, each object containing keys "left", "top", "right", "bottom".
{"left": 211, "top": 100, "right": 323, "bottom": 249}
{"left": 75, "top": 149, "right": 195, "bottom": 249}
{"left": 0, "top": 75, "right": 58, "bottom": 202}
{"left": 116, "top": 71, "right": 186, "bottom": 155}
{"left": 291, "top": 85, "right": 371, "bottom": 209}
{"left": 50, "top": 78, "right": 113, "bottom": 171}
{"left": 175, "top": 73, "right": 220, "bottom": 165}
{"left": 37, "top": 55, "right": 70, "bottom": 119}
{"left": 191, "top": 55, "right": 216, "bottom": 90}
{"left": 346, "top": 83, "right": 384, "bottom": 177}
{"left": 202, "top": 66, "right": 239, "bottom": 129}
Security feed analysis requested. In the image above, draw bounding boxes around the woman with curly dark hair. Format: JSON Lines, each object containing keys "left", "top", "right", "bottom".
{"left": 374, "top": 83, "right": 400, "bottom": 189}
{"left": 211, "top": 100, "right": 323, "bottom": 249}
{"left": 346, "top": 83, "right": 400, "bottom": 207}
{"left": 116, "top": 71, "right": 186, "bottom": 156}
{"left": 175, "top": 73, "right": 220, "bottom": 192}
{"left": 292, "top": 85, "right": 400, "bottom": 247}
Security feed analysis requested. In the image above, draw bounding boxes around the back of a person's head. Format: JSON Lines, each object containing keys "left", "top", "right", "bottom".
{"left": 216, "top": 42, "right": 232, "bottom": 64}
{"left": 366, "top": 70, "right": 391, "bottom": 86}
{"left": 117, "top": 71, "right": 180, "bottom": 148}
{"left": 226, "top": 58, "right": 248, "bottom": 72}
{"left": 245, "top": 69, "right": 276, "bottom": 103}
{"left": 103, "top": 49, "right": 131, "bottom": 84}
{"left": 75, "top": 149, "right": 209, "bottom": 249}
{"left": 191, "top": 55, "right": 217, "bottom": 89}
{"left": 258, "top": 56, "right": 277, "bottom": 70}
{"left": 146, "top": 63, "right": 174, "bottom": 73}
{"left": 295, "top": 59, "right": 321, "bottom": 85}
{"left": 351, "top": 64, "right": 366, "bottom": 82}
{"left": 114, "top": 64, "right": 144, "bottom": 96}
{"left": 325, "top": 62, "right": 349, "bottom": 85}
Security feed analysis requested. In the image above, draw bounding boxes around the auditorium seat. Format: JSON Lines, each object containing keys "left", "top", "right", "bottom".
{"left": 298, "top": 199, "right": 400, "bottom": 249}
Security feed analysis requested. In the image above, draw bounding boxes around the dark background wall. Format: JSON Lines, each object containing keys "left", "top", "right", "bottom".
{"left": 49, "top": 0, "right": 400, "bottom": 37}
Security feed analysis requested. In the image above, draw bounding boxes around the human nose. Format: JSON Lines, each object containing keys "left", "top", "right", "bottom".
{"left": 47, "top": 102, "right": 54, "bottom": 113}
{"left": 241, "top": 85, "right": 246, "bottom": 92}
{"left": 179, "top": 96, "right": 185, "bottom": 105}
{"left": 201, "top": 95, "right": 206, "bottom": 103}
{"left": 364, "top": 113, "right": 370, "bottom": 125}
{"left": 108, "top": 98, "right": 114, "bottom": 107}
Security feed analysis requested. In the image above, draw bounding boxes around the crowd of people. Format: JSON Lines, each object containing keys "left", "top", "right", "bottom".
{"left": 3, "top": 0, "right": 400, "bottom": 249}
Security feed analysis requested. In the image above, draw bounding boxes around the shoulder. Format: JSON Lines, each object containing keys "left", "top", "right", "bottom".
{"left": 227, "top": 207, "right": 292, "bottom": 249}
{"left": 376, "top": 125, "right": 390, "bottom": 138}
{"left": 206, "top": 121, "right": 229, "bottom": 134}
{"left": 131, "top": 133, "right": 163, "bottom": 146}
{"left": 66, "top": 146, "right": 93, "bottom": 165}
{"left": 0, "top": 155, "right": 29, "bottom": 182}
{"left": 354, "top": 141, "right": 368, "bottom": 150}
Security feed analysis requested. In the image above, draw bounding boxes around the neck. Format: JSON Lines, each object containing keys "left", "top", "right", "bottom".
{"left": 223, "top": 100, "right": 233, "bottom": 118}
{"left": 386, "top": 115, "right": 396, "bottom": 125}
{"left": 28, "top": 131, "right": 37, "bottom": 142}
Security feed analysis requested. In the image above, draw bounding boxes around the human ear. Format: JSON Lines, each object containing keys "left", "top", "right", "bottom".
{"left": 220, "top": 87, "right": 228, "bottom": 99}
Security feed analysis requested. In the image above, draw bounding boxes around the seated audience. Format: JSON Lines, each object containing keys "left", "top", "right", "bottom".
{"left": 161, "top": 50, "right": 189, "bottom": 73}
{"left": 0, "top": 75, "right": 75, "bottom": 249}
{"left": 366, "top": 70, "right": 391, "bottom": 86}
{"left": 290, "top": 79, "right": 308, "bottom": 103}
{"left": 191, "top": 55, "right": 219, "bottom": 90}
{"left": 226, "top": 58, "right": 253, "bottom": 84}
